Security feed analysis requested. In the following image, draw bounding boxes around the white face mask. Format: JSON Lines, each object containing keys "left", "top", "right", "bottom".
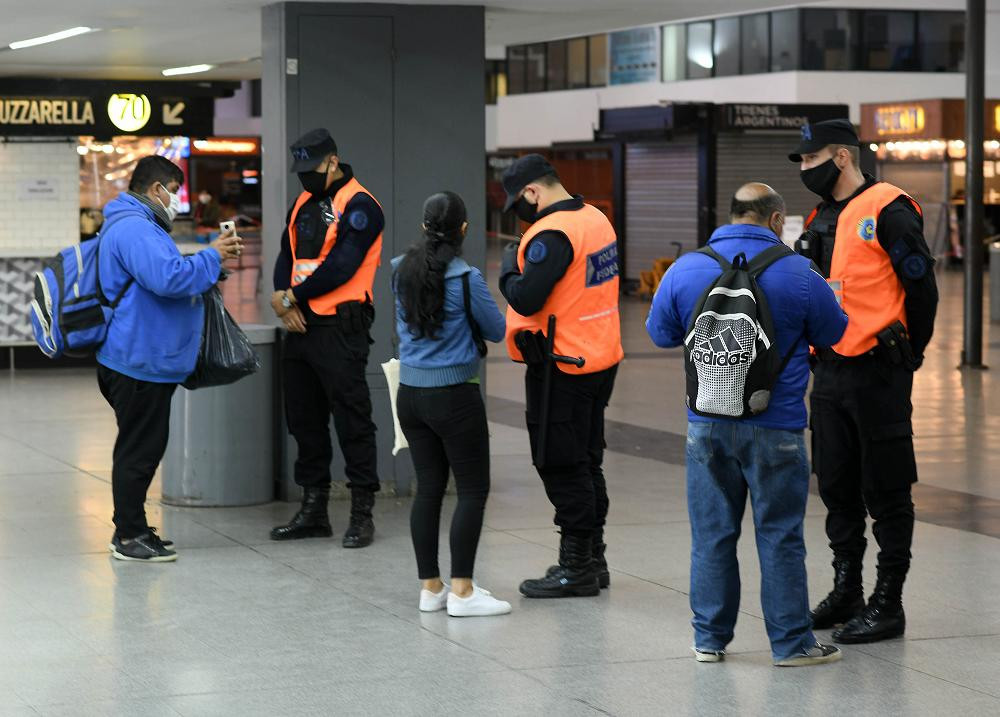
{"left": 156, "top": 185, "right": 181, "bottom": 222}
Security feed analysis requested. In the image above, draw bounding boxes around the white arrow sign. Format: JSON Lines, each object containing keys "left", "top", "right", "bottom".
{"left": 162, "top": 101, "right": 186, "bottom": 125}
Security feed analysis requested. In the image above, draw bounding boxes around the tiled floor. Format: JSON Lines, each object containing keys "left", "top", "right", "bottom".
{"left": 0, "top": 265, "right": 998, "bottom": 716}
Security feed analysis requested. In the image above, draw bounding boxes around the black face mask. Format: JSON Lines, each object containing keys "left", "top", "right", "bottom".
{"left": 800, "top": 158, "right": 841, "bottom": 199}
{"left": 513, "top": 196, "right": 538, "bottom": 224}
{"left": 298, "top": 170, "right": 329, "bottom": 195}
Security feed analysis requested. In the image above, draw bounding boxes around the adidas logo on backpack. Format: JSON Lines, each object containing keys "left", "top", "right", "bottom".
{"left": 29, "top": 216, "right": 133, "bottom": 359}
{"left": 683, "top": 245, "right": 795, "bottom": 418}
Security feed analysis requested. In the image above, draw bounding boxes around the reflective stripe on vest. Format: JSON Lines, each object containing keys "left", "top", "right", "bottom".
{"left": 288, "top": 177, "right": 383, "bottom": 315}
{"left": 807, "top": 182, "right": 920, "bottom": 357}
{"left": 505, "top": 203, "right": 624, "bottom": 375}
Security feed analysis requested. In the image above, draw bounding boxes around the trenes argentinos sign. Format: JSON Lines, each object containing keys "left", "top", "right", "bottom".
{"left": 0, "top": 79, "right": 238, "bottom": 138}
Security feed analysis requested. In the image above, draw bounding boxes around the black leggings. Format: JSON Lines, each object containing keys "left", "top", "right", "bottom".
{"left": 398, "top": 383, "right": 490, "bottom": 579}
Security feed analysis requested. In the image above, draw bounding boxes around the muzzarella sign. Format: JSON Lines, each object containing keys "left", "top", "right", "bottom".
{"left": 0, "top": 97, "right": 95, "bottom": 126}
{"left": 0, "top": 79, "right": 238, "bottom": 138}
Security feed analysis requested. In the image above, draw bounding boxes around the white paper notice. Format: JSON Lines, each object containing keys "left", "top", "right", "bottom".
{"left": 18, "top": 178, "right": 60, "bottom": 201}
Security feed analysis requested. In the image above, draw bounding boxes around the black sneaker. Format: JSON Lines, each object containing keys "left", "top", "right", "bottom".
{"left": 108, "top": 527, "right": 173, "bottom": 552}
{"left": 110, "top": 531, "right": 177, "bottom": 563}
{"left": 774, "top": 642, "right": 842, "bottom": 667}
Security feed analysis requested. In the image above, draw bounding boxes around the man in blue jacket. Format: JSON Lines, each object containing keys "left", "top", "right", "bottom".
{"left": 646, "top": 183, "right": 848, "bottom": 666}
{"left": 97, "top": 155, "right": 242, "bottom": 563}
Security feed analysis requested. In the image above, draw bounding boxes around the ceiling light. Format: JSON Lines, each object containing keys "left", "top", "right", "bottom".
{"left": 9, "top": 26, "right": 94, "bottom": 50}
{"left": 162, "top": 64, "right": 214, "bottom": 77}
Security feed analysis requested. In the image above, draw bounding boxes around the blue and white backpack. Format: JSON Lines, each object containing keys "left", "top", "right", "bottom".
{"left": 29, "top": 216, "right": 133, "bottom": 359}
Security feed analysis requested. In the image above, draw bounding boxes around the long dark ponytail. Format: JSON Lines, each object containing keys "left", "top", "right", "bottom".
{"left": 397, "top": 191, "right": 468, "bottom": 340}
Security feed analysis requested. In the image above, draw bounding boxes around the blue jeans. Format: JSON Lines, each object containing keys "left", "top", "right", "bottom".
{"left": 686, "top": 421, "right": 816, "bottom": 660}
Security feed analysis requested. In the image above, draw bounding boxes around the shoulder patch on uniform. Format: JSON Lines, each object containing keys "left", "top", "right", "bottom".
{"left": 348, "top": 210, "right": 369, "bottom": 231}
{"left": 526, "top": 240, "right": 548, "bottom": 264}
{"left": 901, "top": 253, "right": 930, "bottom": 280}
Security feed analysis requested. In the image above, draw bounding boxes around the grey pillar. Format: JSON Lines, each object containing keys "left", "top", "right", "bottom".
{"left": 962, "top": 0, "right": 986, "bottom": 367}
{"left": 262, "top": 2, "right": 486, "bottom": 497}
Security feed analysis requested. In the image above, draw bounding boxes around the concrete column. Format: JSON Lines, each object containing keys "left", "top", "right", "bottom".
{"left": 262, "top": 2, "right": 486, "bottom": 496}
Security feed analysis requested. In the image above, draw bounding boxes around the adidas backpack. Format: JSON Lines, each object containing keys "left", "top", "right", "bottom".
{"left": 683, "top": 244, "right": 795, "bottom": 419}
{"left": 29, "top": 215, "right": 133, "bottom": 359}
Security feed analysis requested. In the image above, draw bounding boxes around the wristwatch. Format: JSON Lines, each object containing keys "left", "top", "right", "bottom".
{"left": 281, "top": 292, "right": 293, "bottom": 309}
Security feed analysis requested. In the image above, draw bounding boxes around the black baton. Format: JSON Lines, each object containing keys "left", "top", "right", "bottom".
{"left": 535, "top": 314, "right": 585, "bottom": 469}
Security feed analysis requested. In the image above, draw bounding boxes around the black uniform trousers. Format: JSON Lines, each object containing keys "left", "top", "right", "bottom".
{"left": 97, "top": 365, "right": 177, "bottom": 539}
{"left": 524, "top": 363, "right": 618, "bottom": 538}
{"left": 283, "top": 325, "right": 379, "bottom": 492}
{"left": 810, "top": 355, "right": 917, "bottom": 575}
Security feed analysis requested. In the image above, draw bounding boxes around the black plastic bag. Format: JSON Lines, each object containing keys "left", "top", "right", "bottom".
{"left": 182, "top": 285, "right": 260, "bottom": 390}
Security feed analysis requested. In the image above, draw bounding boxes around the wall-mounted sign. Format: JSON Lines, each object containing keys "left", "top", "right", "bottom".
{"left": 0, "top": 79, "right": 237, "bottom": 138}
{"left": 873, "top": 105, "right": 925, "bottom": 136}
{"left": 861, "top": 99, "right": 1000, "bottom": 142}
{"left": 717, "top": 104, "right": 849, "bottom": 131}
{"left": 0, "top": 98, "right": 94, "bottom": 126}
{"left": 107, "top": 93, "right": 151, "bottom": 132}
{"left": 191, "top": 137, "right": 260, "bottom": 155}
{"left": 18, "top": 178, "right": 61, "bottom": 201}
{"left": 609, "top": 28, "right": 660, "bottom": 86}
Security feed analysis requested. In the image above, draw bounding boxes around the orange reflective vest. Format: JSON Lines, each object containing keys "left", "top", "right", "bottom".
{"left": 288, "top": 177, "right": 382, "bottom": 315}
{"left": 806, "top": 182, "right": 921, "bottom": 357}
{"left": 505, "top": 203, "right": 624, "bottom": 374}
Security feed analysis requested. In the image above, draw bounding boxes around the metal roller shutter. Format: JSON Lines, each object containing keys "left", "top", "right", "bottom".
{"left": 624, "top": 140, "right": 698, "bottom": 281}
{"left": 715, "top": 133, "right": 817, "bottom": 222}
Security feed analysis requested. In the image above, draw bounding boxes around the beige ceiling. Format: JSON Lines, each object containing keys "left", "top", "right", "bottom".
{"left": 0, "top": 0, "right": 972, "bottom": 81}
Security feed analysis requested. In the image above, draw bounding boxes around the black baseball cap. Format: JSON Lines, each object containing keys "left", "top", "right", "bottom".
{"left": 502, "top": 154, "right": 557, "bottom": 212}
{"left": 289, "top": 128, "right": 338, "bottom": 172}
{"left": 788, "top": 118, "right": 859, "bottom": 162}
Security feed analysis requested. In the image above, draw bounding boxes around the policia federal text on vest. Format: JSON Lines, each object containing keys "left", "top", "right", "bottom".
{"left": 269, "top": 128, "right": 384, "bottom": 549}
{"left": 789, "top": 119, "right": 939, "bottom": 645}
{"left": 498, "top": 154, "right": 624, "bottom": 601}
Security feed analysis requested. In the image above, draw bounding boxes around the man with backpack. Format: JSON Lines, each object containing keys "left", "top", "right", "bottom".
{"left": 96, "top": 156, "right": 242, "bottom": 562}
{"left": 646, "top": 183, "right": 848, "bottom": 666}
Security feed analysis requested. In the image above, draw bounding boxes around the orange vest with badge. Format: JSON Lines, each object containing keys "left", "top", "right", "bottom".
{"left": 288, "top": 177, "right": 382, "bottom": 315}
{"left": 505, "top": 203, "right": 624, "bottom": 374}
{"left": 806, "top": 182, "right": 921, "bottom": 357}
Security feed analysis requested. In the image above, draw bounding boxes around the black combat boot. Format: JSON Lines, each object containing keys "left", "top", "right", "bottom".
{"left": 545, "top": 529, "right": 611, "bottom": 588}
{"left": 269, "top": 487, "right": 333, "bottom": 541}
{"left": 833, "top": 571, "right": 906, "bottom": 644}
{"left": 592, "top": 530, "right": 610, "bottom": 589}
{"left": 810, "top": 559, "right": 865, "bottom": 629}
{"left": 342, "top": 488, "right": 375, "bottom": 549}
{"left": 520, "top": 533, "right": 600, "bottom": 599}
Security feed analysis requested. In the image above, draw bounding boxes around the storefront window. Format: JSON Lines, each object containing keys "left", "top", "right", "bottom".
{"left": 525, "top": 43, "right": 546, "bottom": 93}
{"left": 589, "top": 34, "right": 609, "bottom": 87}
{"left": 79, "top": 136, "right": 191, "bottom": 214}
{"left": 740, "top": 14, "right": 769, "bottom": 75}
{"left": 713, "top": 17, "right": 740, "bottom": 77}
{"left": 802, "top": 9, "right": 858, "bottom": 71}
{"left": 862, "top": 11, "right": 917, "bottom": 71}
{"left": 918, "top": 11, "right": 964, "bottom": 72}
{"left": 547, "top": 41, "right": 568, "bottom": 91}
{"left": 686, "top": 22, "right": 714, "bottom": 79}
{"left": 568, "top": 37, "right": 588, "bottom": 88}
{"left": 662, "top": 24, "right": 685, "bottom": 82}
{"left": 770, "top": 10, "right": 800, "bottom": 71}
{"left": 507, "top": 46, "right": 526, "bottom": 95}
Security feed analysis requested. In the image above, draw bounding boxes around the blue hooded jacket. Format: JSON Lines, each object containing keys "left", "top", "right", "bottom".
{"left": 96, "top": 192, "right": 222, "bottom": 383}
{"left": 391, "top": 256, "right": 505, "bottom": 387}
{"left": 646, "top": 223, "right": 848, "bottom": 431}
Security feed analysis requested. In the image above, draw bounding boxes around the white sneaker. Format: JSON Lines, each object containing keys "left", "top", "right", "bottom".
{"left": 419, "top": 584, "right": 450, "bottom": 612}
{"left": 693, "top": 647, "right": 726, "bottom": 663}
{"left": 447, "top": 585, "right": 512, "bottom": 617}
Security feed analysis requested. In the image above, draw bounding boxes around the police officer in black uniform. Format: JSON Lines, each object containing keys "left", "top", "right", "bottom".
{"left": 270, "top": 129, "right": 384, "bottom": 548}
{"left": 791, "top": 119, "right": 938, "bottom": 643}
